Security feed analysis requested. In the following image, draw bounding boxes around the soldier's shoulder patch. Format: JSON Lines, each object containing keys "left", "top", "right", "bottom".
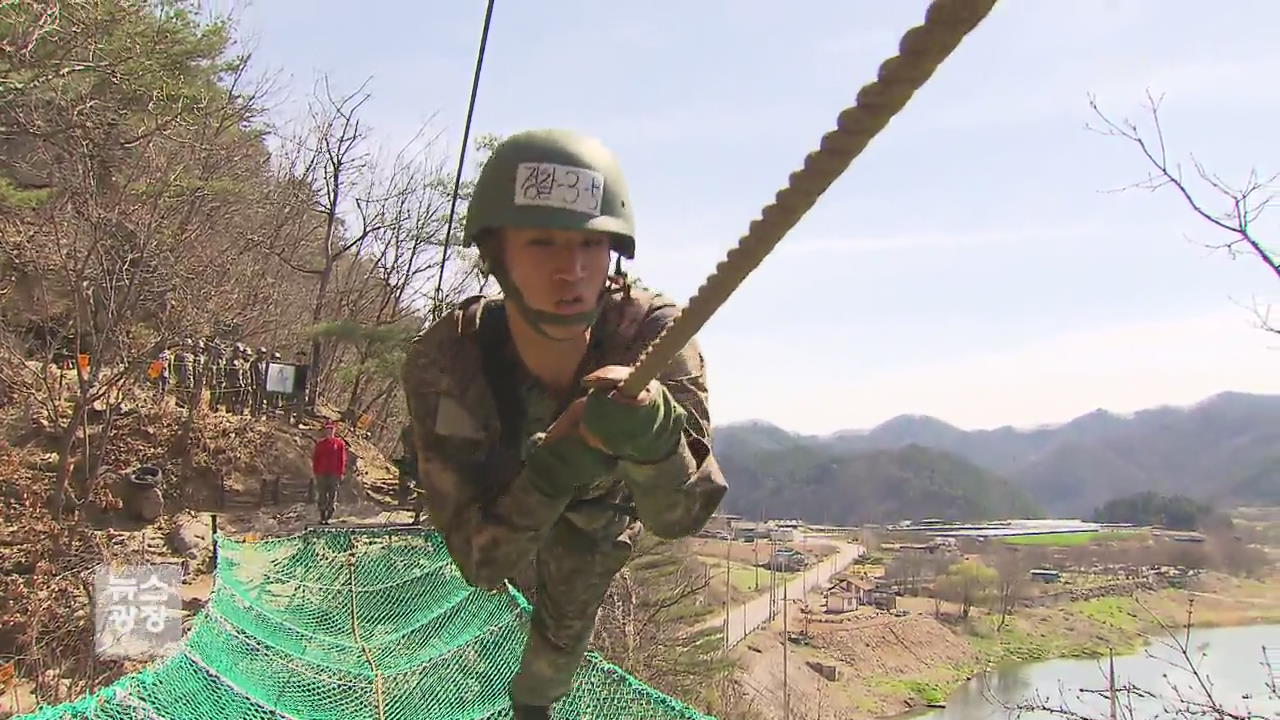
{"left": 434, "top": 395, "right": 486, "bottom": 440}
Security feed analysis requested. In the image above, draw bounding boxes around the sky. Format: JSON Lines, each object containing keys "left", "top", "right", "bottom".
{"left": 226, "top": 0, "right": 1280, "bottom": 435}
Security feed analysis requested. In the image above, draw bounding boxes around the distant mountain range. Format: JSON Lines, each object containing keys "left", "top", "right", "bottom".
{"left": 711, "top": 391, "right": 1280, "bottom": 523}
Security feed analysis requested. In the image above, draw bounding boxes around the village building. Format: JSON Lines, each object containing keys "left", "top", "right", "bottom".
{"left": 824, "top": 576, "right": 876, "bottom": 613}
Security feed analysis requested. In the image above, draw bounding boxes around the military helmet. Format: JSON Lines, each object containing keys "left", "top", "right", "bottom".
{"left": 463, "top": 129, "right": 635, "bottom": 259}
{"left": 270, "top": 351, "right": 281, "bottom": 360}
{"left": 257, "top": 346, "right": 267, "bottom": 355}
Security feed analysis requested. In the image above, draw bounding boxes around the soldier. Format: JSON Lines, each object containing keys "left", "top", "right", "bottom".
{"left": 394, "top": 424, "right": 421, "bottom": 521}
{"left": 172, "top": 339, "right": 195, "bottom": 407}
{"left": 288, "top": 350, "right": 309, "bottom": 425}
{"left": 221, "top": 345, "right": 239, "bottom": 413}
{"left": 250, "top": 347, "right": 268, "bottom": 416}
{"left": 239, "top": 345, "right": 254, "bottom": 413}
{"left": 205, "top": 342, "right": 225, "bottom": 412}
{"left": 237, "top": 344, "right": 253, "bottom": 413}
{"left": 401, "top": 130, "right": 727, "bottom": 718}
{"left": 220, "top": 344, "right": 235, "bottom": 413}
{"left": 189, "top": 340, "right": 206, "bottom": 406}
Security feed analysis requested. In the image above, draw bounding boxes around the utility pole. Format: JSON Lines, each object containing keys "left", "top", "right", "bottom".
{"left": 767, "top": 548, "right": 773, "bottom": 618}
{"left": 753, "top": 537, "right": 759, "bottom": 594}
{"left": 783, "top": 575, "right": 790, "bottom": 720}
{"left": 1108, "top": 648, "right": 1117, "bottom": 720}
{"left": 724, "top": 534, "right": 731, "bottom": 649}
{"left": 769, "top": 537, "right": 777, "bottom": 619}
{"left": 761, "top": 506, "right": 770, "bottom": 620}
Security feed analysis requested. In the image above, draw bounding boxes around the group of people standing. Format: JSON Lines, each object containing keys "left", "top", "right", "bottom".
{"left": 150, "top": 339, "right": 308, "bottom": 419}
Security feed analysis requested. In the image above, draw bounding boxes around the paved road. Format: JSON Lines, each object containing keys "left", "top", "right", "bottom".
{"left": 697, "top": 536, "right": 864, "bottom": 649}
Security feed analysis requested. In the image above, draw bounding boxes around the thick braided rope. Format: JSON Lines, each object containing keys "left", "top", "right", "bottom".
{"left": 347, "top": 538, "right": 387, "bottom": 720}
{"left": 620, "top": 0, "right": 998, "bottom": 397}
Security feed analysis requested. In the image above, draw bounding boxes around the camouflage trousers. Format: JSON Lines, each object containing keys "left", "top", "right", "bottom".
{"left": 509, "top": 515, "right": 639, "bottom": 708}
{"left": 223, "top": 388, "right": 246, "bottom": 414}
{"left": 400, "top": 472, "right": 425, "bottom": 524}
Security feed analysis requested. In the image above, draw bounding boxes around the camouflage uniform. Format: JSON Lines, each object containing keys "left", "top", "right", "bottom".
{"left": 401, "top": 285, "right": 726, "bottom": 708}
{"left": 206, "top": 345, "right": 225, "bottom": 412}
{"left": 222, "top": 350, "right": 247, "bottom": 414}
{"left": 395, "top": 424, "right": 420, "bottom": 516}
{"left": 290, "top": 352, "right": 309, "bottom": 425}
{"left": 191, "top": 344, "right": 206, "bottom": 404}
{"left": 237, "top": 348, "right": 254, "bottom": 413}
{"left": 250, "top": 348, "right": 268, "bottom": 416}
{"left": 172, "top": 341, "right": 195, "bottom": 406}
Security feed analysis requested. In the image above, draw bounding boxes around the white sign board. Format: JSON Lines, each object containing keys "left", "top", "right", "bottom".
{"left": 265, "top": 362, "right": 297, "bottom": 395}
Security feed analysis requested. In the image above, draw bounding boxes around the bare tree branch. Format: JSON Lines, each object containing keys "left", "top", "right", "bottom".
{"left": 1089, "top": 92, "right": 1280, "bottom": 337}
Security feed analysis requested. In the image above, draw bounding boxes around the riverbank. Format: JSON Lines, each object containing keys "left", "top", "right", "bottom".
{"left": 924, "top": 623, "right": 1280, "bottom": 720}
{"left": 732, "top": 570, "right": 1280, "bottom": 719}
{"left": 876, "top": 571, "right": 1280, "bottom": 714}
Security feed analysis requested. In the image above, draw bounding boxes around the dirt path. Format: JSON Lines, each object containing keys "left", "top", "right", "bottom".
{"left": 697, "top": 537, "right": 864, "bottom": 648}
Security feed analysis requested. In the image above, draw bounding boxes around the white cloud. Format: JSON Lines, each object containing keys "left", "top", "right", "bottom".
{"left": 713, "top": 309, "right": 1280, "bottom": 434}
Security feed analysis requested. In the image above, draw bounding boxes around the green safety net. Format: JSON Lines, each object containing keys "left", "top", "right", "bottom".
{"left": 17, "top": 527, "right": 716, "bottom": 720}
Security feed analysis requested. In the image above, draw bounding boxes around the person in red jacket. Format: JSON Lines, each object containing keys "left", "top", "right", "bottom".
{"left": 311, "top": 421, "right": 347, "bottom": 524}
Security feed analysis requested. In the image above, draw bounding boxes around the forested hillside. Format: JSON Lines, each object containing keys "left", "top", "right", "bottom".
{"left": 0, "top": 1, "right": 487, "bottom": 493}
{"left": 714, "top": 392, "right": 1280, "bottom": 519}
{"left": 714, "top": 425, "right": 1041, "bottom": 524}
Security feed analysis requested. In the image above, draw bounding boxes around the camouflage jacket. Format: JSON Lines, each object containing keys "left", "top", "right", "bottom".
{"left": 249, "top": 359, "right": 267, "bottom": 388}
{"left": 205, "top": 356, "right": 224, "bottom": 389}
{"left": 401, "top": 284, "right": 727, "bottom": 589}
{"left": 224, "top": 358, "right": 247, "bottom": 389}
{"left": 172, "top": 351, "right": 194, "bottom": 386}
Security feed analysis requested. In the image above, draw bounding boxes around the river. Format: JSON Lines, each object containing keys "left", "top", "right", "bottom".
{"left": 920, "top": 624, "right": 1280, "bottom": 720}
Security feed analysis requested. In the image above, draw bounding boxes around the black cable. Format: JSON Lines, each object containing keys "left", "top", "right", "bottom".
{"left": 431, "top": 0, "right": 497, "bottom": 321}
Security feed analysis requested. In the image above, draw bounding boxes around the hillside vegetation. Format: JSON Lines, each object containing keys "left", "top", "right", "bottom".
{"left": 713, "top": 434, "right": 1041, "bottom": 524}
{"left": 1, "top": 0, "right": 486, "bottom": 494}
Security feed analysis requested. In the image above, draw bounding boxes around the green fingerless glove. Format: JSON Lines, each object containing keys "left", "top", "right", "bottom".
{"left": 523, "top": 432, "right": 615, "bottom": 498}
{"left": 582, "top": 382, "right": 687, "bottom": 463}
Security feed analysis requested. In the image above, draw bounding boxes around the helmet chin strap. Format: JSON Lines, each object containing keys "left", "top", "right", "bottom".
{"left": 492, "top": 269, "right": 605, "bottom": 343}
